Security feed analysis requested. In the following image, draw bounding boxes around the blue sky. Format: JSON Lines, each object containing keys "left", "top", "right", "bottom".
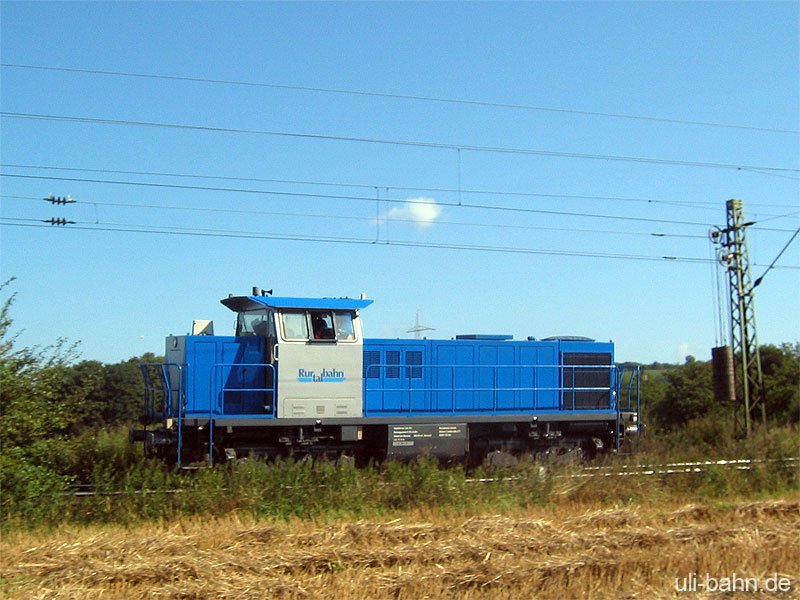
{"left": 1, "top": 1, "right": 798, "bottom": 365}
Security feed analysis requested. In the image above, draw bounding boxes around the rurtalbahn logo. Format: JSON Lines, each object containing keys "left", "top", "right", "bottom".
{"left": 297, "top": 368, "right": 346, "bottom": 383}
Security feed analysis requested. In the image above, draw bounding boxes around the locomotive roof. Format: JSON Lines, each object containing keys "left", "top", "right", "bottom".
{"left": 221, "top": 295, "right": 374, "bottom": 312}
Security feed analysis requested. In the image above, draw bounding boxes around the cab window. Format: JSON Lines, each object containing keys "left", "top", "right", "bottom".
{"left": 278, "top": 310, "right": 357, "bottom": 342}
{"left": 281, "top": 311, "right": 309, "bottom": 340}
{"left": 237, "top": 309, "right": 273, "bottom": 337}
{"left": 334, "top": 311, "right": 355, "bottom": 340}
{"left": 310, "top": 311, "right": 335, "bottom": 340}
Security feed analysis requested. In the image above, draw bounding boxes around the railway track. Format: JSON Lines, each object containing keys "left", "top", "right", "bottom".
{"left": 65, "top": 456, "right": 798, "bottom": 497}
{"left": 576, "top": 456, "right": 800, "bottom": 478}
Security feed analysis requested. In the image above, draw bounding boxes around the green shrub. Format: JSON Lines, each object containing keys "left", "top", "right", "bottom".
{"left": 0, "top": 450, "right": 73, "bottom": 529}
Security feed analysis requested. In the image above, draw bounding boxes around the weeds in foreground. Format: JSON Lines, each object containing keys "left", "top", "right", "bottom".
{"left": 1, "top": 425, "right": 797, "bottom": 531}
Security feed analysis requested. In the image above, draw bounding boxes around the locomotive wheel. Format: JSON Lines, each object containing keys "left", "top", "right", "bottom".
{"left": 483, "top": 450, "right": 518, "bottom": 469}
{"left": 335, "top": 454, "right": 356, "bottom": 469}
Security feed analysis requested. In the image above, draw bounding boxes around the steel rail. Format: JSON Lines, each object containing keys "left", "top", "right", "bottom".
{"left": 58, "top": 456, "right": 798, "bottom": 497}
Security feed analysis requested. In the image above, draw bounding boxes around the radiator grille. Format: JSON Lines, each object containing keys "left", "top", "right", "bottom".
{"left": 563, "top": 352, "right": 612, "bottom": 409}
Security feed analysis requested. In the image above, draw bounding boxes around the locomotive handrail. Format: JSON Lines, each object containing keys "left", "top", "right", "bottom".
{"left": 562, "top": 363, "right": 616, "bottom": 412}
{"left": 139, "top": 363, "right": 158, "bottom": 420}
{"left": 364, "top": 363, "right": 617, "bottom": 414}
{"left": 613, "top": 365, "right": 642, "bottom": 449}
{"left": 173, "top": 362, "right": 186, "bottom": 467}
{"left": 207, "top": 362, "right": 277, "bottom": 466}
{"left": 210, "top": 362, "right": 277, "bottom": 415}
{"left": 140, "top": 361, "right": 188, "bottom": 465}
{"left": 139, "top": 362, "right": 184, "bottom": 420}
{"left": 142, "top": 359, "right": 638, "bottom": 466}
{"left": 615, "top": 365, "right": 641, "bottom": 416}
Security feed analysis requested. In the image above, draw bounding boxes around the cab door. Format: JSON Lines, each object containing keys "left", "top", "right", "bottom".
{"left": 275, "top": 310, "right": 364, "bottom": 419}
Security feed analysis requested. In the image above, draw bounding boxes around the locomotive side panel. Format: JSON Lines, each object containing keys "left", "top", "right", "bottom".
{"left": 517, "top": 343, "right": 559, "bottom": 410}
{"left": 363, "top": 338, "right": 574, "bottom": 417}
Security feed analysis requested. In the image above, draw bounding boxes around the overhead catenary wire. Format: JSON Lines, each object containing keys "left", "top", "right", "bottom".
{"left": 2, "top": 111, "right": 799, "bottom": 174}
{"left": 0, "top": 218, "right": 730, "bottom": 264}
{"left": 753, "top": 226, "right": 800, "bottom": 288}
{"left": 709, "top": 239, "right": 726, "bottom": 346}
{"left": 4, "top": 172, "right": 798, "bottom": 233}
{"left": 3, "top": 172, "right": 797, "bottom": 235}
{"left": 3, "top": 162, "right": 799, "bottom": 212}
{"left": 2, "top": 218, "right": 798, "bottom": 270}
{"left": 0, "top": 193, "right": 710, "bottom": 239}
{"left": 736, "top": 167, "right": 800, "bottom": 181}
{"left": 2, "top": 62, "right": 798, "bottom": 135}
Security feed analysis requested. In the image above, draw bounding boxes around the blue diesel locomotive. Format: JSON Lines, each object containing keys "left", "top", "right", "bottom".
{"left": 134, "top": 289, "right": 640, "bottom": 466}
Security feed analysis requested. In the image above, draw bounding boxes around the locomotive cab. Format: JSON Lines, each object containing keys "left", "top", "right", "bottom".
{"left": 221, "top": 293, "right": 373, "bottom": 419}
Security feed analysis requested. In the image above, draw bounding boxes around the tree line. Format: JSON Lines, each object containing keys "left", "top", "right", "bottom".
{"left": 640, "top": 346, "right": 799, "bottom": 430}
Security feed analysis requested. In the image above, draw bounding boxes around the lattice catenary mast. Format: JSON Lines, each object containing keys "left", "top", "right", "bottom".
{"left": 710, "top": 198, "right": 766, "bottom": 436}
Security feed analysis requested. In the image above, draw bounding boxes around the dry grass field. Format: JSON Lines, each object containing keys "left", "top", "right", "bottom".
{"left": 2, "top": 496, "right": 798, "bottom": 600}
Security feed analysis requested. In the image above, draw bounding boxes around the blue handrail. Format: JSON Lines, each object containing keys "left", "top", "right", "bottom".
{"left": 139, "top": 362, "right": 184, "bottom": 420}
{"left": 206, "top": 362, "right": 276, "bottom": 465}
{"left": 614, "top": 365, "right": 641, "bottom": 449}
{"left": 139, "top": 362, "right": 186, "bottom": 465}
{"left": 364, "top": 363, "right": 617, "bottom": 414}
